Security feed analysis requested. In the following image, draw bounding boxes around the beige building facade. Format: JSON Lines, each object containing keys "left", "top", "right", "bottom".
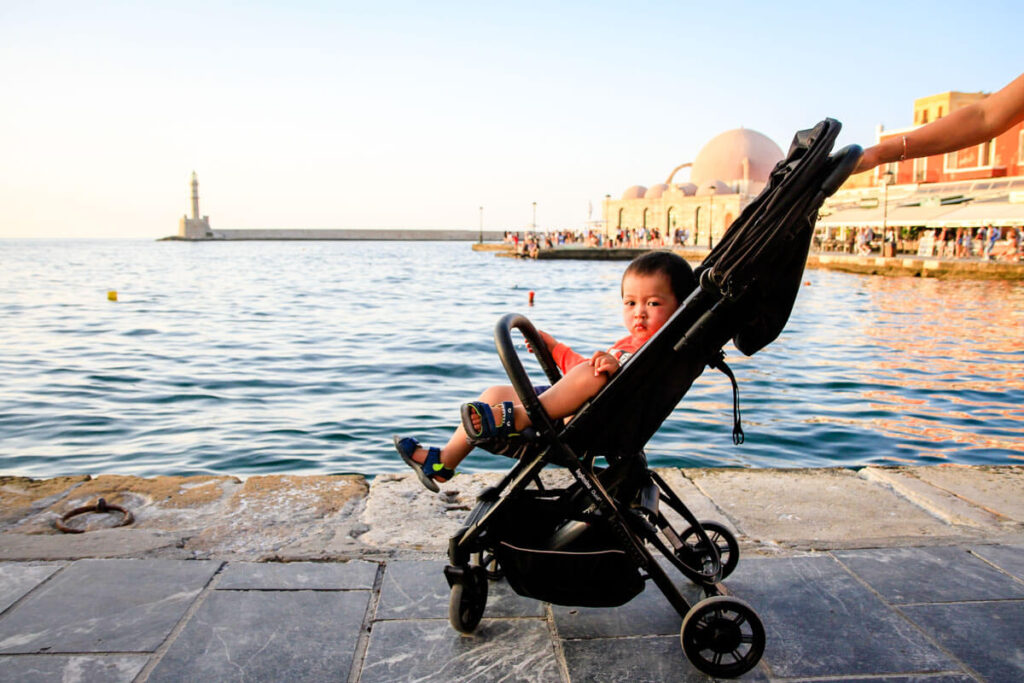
{"left": 602, "top": 128, "right": 784, "bottom": 247}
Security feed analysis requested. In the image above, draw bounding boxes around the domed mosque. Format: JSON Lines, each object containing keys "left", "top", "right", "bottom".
{"left": 603, "top": 128, "right": 784, "bottom": 247}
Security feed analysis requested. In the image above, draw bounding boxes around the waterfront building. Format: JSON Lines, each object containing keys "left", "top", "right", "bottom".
{"left": 602, "top": 128, "right": 784, "bottom": 247}
{"left": 819, "top": 88, "right": 1024, "bottom": 255}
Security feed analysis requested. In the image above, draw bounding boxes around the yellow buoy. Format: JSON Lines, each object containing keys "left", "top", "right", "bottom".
{"left": 107, "top": 290, "right": 118, "bottom": 302}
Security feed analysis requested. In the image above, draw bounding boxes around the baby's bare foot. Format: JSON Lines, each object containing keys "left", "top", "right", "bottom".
{"left": 469, "top": 404, "right": 504, "bottom": 432}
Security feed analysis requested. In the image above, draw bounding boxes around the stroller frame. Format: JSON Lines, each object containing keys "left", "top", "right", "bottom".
{"left": 443, "top": 120, "right": 862, "bottom": 678}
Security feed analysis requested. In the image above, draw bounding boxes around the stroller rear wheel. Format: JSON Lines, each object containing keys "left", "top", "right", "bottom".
{"left": 448, "top": 565, "right": 488, "bottom": 633}
{"left": 680, "top": 595, "right": 765, "bottom": 678}
{"left": 677, "top": 521, "right": 739, "bottom": 582}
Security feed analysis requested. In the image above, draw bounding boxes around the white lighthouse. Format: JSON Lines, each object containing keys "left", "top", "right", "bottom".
{"left": 178, "top": 171, "right": 212, "bottom": 239}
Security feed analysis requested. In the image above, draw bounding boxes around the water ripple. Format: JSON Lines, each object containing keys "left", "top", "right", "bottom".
{"left": 1, "top": 239, "right": 1022, "bottom": 478}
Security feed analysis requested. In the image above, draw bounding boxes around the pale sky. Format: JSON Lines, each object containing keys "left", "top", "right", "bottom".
{"left": 2, "top": 1, "right": 1022, "bottom": 239}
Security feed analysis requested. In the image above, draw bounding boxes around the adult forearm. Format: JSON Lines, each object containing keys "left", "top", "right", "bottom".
{"left": 855, "top": 72, "right": 1024, "bottom": 173}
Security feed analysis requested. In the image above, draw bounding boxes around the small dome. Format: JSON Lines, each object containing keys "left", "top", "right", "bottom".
{"left": 673, "top": 182, "right": 697, "bottom": 196}
{"left": 622, "top": 185, "right": 647, "bottom": 200}
{"left": 645, "top": 183, "right": 669, "bottom": 199}
{"left": 696, "top": 180, "right": 733, "bottom": 196}
{"left": 690, "top": 128, "right": 783, "bottom": 187}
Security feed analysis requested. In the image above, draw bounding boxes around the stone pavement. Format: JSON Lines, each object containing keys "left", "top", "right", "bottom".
{"left": 0, "top": 547, "right": 1022, "bottom": 681}
{"left": 1, "top": 465, "right": 1023, "bottom": 680}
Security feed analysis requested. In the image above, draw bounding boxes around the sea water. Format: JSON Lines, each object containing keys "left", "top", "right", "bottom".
{"left": 1, "top": 239, "right": 1022, "bottom": 478}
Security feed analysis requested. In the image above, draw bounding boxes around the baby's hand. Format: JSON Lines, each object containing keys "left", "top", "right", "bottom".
{"left": 588, "top": 350, "right": 620, "bottom": 377}
{"left": 527, "top": 330, "right": 558, "bottom": 355}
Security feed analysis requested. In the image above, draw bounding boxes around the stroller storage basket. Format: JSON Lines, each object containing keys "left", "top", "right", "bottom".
{"left": 489, "top": 494, "right": 644, "bottom": 607}
{"left": 495, "top": 541, "right": 643, "bottom": 607}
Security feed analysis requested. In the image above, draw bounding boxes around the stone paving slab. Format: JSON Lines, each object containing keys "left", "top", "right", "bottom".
{"left": 795, "top": 675, "right": 974, "bottom": 683}
{"left": 832, "top": 546, "right": 1024, "bottom": 604}
{"left": 147, "top": 589, "right": 370, "bottom": 682}
{"left": 0, "top": 654, "right": 149, "bottom": 682}
{"left": 0, "top": 530, "right": 185, "bottom": 561}
{"left": 560, "top": 634, "right": 768, "bottom": 682}
{"left": 687, "top": 468, "right": 973, "bottom": 550}
{"left": 724, "top": 556, "right": 958, "bottom": 678}
{"left": 899, "top": 601, "right": 1024, "bottom": 682}
{"left": 217, "top": 559, "right": 378, "bottom": 590}
{"left": 562, "top": 635, "right": 680, "bottom": 683}
{"left": 551, "top": 581, "right": 701, "bottom": 639}
{"left": 0, "top": 563, "right": 61, "bottom": 614}
{"left": 0, "top": 559, "right": 220, "bottom": 654}
{"left": 360, "top": 619, "right": 562, "bottom": 683}
{"left": 862, "top": 468, "right": 1007, "bottom": 528}
{"left": 907, "top": 465, "right": 1024, "bottom": 522}
{"left": 376, "top": 560, "right": 544, "bottom": 620}
{"left": 971, "top": 543, "right": 1024, "bottom": 580}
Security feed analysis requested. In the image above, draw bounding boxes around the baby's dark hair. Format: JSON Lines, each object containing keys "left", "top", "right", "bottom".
{"left": 622, "top": 250, "right": 697, "bottom": 302}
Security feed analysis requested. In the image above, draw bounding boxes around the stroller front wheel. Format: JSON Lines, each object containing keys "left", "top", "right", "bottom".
{"left": 448, "top": 565, "right": 488, "bottom": 633}
{"left": 680, "top": 595, "right": 765, "bottom": 678}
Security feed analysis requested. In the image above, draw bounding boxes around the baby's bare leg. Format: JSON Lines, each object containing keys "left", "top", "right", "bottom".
{"left": 411, "top": 385, "right": 519, "bottom": 470}
{"left": 532, "top": 363, "right": 609, "bottom": 424}
{"left": 468, "top": 366, "right": 609, "bottom": 433}
{"left": 420, "top": 368, "right": 609, "bottom": 472}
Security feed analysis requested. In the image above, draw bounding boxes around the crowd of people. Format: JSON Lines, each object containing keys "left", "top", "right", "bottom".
{"left": 817, "top": 225, "right": 1022, "bottom": 262}
{"left": 503, "top": 227, "right": 698, "bottom": 257}
{"left": 505, "top": 224, "right": 1022, "bottom": 263}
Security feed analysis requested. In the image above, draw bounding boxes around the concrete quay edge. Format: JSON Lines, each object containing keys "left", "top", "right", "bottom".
{"left": 1, "top": 464, "right": 1022, "bottom": 562}
{"left": 487, "top": 243, "right": 1024, "bottom": 279}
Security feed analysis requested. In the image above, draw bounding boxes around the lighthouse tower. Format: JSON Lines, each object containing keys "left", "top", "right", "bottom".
{"left": 178, "top": 171, "right": 212, "bottom": 239}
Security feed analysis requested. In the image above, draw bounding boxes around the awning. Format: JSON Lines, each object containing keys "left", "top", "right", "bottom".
{"left": 818, "top": 197, "right": 1024, "bottom": 229}
{"left": 926, "top": 199, "right": 1024, "bottom": 228}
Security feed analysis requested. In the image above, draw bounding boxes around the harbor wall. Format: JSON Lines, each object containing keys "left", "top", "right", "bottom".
{"left": 165, "top": 228, "right": 507, "bottom": 241}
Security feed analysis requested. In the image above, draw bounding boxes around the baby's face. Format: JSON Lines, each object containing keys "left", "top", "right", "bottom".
{"left": 621, "top": 272, "right": 679, "bottom": 341}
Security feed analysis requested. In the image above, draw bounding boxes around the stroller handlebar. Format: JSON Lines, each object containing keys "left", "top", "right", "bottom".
{"left": 821, "top": 144, "right": 864, "bottom": 197}
{"left": 494, "top": 313, "right": 564, "bottom": 438}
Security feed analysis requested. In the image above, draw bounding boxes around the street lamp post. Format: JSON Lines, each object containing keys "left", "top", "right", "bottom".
{"left": 881, "top": 169, "right": 894, "bottom": 255}
{"left": 707, "top": 187, "right": 716, "bottom": 249}
{"left": 532, "top": 202, "right": 537, "bottom": 232}
{"left": 478, "top": 206, "right": 483, "bottom": 244}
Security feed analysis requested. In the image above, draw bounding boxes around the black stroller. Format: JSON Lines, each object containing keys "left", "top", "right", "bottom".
{"left": 443, "top": 119, "right": 862, "bottom": 678}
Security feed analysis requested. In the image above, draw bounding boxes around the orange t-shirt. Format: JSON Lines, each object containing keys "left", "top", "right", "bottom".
{"left": 549, "top": 334, "right": 646, "bottom": 374}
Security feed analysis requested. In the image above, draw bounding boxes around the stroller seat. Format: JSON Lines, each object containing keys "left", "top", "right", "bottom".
{"left": 443, "top": 118, "right": 861, "bottom": 679}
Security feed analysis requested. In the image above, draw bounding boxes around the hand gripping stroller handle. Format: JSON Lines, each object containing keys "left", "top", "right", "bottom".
{"left": 821, "top": 144, "right": 863, "bottom": 197}
{"left": 494, "top": 313, "right": 564, "bottom": 438}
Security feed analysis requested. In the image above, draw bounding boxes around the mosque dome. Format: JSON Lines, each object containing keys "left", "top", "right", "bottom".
{"left": 690, "top": 128, "right": 784, "bottom": 187}
{"left": 645, "top": 183, "right": 670, "bottom": 199}
{"left": 622, "top": 185, "right": 647, "bottom": 200}
{"left": 672, "top": 182, "right": 697, "bottom": 196}
{"left": 696, "top": 180, "right": 733, "bottom": 196}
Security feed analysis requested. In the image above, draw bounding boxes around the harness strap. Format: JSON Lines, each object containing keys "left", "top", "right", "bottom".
{"left": 709, "top": 352, "right": 745, "bottom": 445}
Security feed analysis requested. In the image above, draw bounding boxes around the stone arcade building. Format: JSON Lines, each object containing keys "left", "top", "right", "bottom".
{"left": 602, "top": 128, "right": 785, "bottom": 247}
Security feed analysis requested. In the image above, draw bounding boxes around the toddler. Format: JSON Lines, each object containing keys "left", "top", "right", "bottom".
{"left": 394, "top": 251, "right": 696, "bottom": 491}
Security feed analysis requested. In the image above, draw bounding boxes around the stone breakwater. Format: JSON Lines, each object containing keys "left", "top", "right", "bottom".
{"left": 2, "top": 465, "right": 1022, "bottom": 561}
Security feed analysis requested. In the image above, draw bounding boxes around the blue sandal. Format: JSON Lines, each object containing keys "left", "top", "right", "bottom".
{"left": 461, "top": 401, "right": 519, "bottom": 454}
{"left": 393, "top": 436, "right": 456, "bottom": 493}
